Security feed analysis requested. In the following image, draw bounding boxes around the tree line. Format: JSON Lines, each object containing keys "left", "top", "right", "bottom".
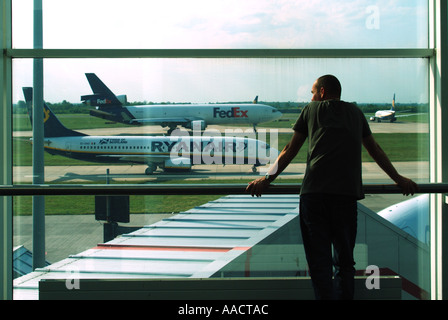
{"left": 13, "top": 100, "right": 429, "bottom": 115}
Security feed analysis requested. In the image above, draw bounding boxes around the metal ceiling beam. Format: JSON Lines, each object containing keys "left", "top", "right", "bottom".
{"left": 5, "top": 48, "right": 435, "bottom": 59}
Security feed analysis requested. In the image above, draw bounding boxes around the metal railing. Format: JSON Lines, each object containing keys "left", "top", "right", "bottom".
{"left": 0, "top": 183, "right": 447, "bottom": 196}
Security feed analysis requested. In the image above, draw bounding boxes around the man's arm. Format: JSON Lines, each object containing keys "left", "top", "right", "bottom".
{"left": 246, "top": 131, "right": 307, "bottom": 197}
{"left": 362, "top": 134, "right": 418, "bottom": 196}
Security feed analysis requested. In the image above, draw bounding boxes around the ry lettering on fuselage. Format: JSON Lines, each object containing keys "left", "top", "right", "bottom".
{"left": 213, "top": 107, "right": 248, "bottom": 118}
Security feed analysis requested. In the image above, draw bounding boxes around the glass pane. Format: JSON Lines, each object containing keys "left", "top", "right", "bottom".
{"left": 12, "top": 58, "right": 430, "bottom": 300}
{"left": 12, "top": 0, "right": 429, "bottom": 49}
{"left": 12, "top": 58, "right": 428, "bottom": 182}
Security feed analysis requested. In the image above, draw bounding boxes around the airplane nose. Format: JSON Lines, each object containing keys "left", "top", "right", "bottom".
{"left": 274, "top": 110, "right": 283, "bottom": 120}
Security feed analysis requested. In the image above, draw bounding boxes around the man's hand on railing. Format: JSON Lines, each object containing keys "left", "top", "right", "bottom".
{"left": 395, "top": 175, "right": 419, "bottom": 196}
{"left": 246, "top": 177, "right": 271, "bottom": 197}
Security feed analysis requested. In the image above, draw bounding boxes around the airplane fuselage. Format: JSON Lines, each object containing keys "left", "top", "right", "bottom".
{"left": 83, "top": 73, "right": 282, "bottom": 131}
{"left": 43, "top": 135, "right": 277, "bottom": 171}
{"left": 370, "top": 110, "right": 396, "bottom": 122}
{"left": 370, "top": 94, "right": 397, "bottom": 123}
{"left": 126, "top": 103, "right": 282, "bottom": 126}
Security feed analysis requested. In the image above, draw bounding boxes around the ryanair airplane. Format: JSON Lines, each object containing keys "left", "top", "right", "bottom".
{"left": 81, "top": 73, "right": 283, "bottom": 133}
{"left": 369, "top": 94, "right": 397, "bottom": 123}
{"left": 23, "top": 88, "right": 278, "bottom": 175}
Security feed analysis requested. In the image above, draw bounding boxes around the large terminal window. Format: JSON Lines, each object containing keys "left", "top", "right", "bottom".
{"left": 4, "top": 0, "right": 438, "bottom": 300}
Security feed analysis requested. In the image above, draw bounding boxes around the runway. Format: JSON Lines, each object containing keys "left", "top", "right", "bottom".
{"left": 12, "top": 120, "right": 429, "bottom": 138}
{"left": 76, "top": 121, "right": 429, "bottom": 135}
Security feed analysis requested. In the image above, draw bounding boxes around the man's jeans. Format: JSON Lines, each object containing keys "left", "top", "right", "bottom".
{"left": 299, "top": 194, "right": 358, "bottom": 300}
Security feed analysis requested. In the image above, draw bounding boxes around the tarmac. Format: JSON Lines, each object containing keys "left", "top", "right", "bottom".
{"left": 12, "top": 161, "right": 428, "bottom": 183}
{"left": 13, "top": 212, "right": 173, "bottom": 264}
{"left": 12, "top": 120, "right": 429, "bottom": 137}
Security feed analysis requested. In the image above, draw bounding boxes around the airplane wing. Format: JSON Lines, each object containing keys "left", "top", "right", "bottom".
{"left": 96, "top": 154, "right": 192, "bottom": 172}
{"left": 395, "top": 113, "right": 425, "bottom": 118}
{"left": 96, "top": 154, "right": 170, "bottom": 164}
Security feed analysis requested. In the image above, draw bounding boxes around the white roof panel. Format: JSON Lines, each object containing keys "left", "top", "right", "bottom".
{"left": 13, "top": 194, "right": 300, "bottom": 300}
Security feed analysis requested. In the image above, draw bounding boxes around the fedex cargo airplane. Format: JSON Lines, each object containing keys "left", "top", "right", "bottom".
{"left": 81, "top": 73, "right": 282, "bottom": 133}
{"left": 23, "top": 88, "right": 278, "bottom": 175}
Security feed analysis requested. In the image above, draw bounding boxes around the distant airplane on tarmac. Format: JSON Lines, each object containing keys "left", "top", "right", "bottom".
{"left": 23, "top": 88, "right": 278, "bottom": 175}
{"left": 369, "top": 94, "right": 421, "bottom": 123}
{"left": 81, "top": 73, "right": 282, "bottom": 133}
{"left": 370, "top": 94, "right": 397, "bottom": 123}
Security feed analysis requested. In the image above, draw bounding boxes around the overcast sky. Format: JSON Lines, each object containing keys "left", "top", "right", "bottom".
{"left": 11, "top": 0, "right": 429, "bottom": 104}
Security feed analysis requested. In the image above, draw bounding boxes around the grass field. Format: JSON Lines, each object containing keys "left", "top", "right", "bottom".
{"left": 13, "top": 193, "right": 223, "bottom": 216}
{"left": 12, "top": 112, "right": 429, "bottom": 215}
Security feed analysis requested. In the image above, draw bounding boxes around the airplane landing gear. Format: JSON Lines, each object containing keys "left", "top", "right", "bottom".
{"left": 145, "top": 164, "right": 157, "bottom": 175}
{"left": 167, "top": 126, "right": 177, "bottom": 135}
{"left": 253, "top": 124, "right": 257, "bottom": 133}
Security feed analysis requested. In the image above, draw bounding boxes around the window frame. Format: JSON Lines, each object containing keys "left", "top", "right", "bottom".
{"left": 2, "top": 0, "right": 448, "bottom": 300}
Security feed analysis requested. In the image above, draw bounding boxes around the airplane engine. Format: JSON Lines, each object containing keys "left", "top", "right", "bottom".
{"left": 186, "top": 120, "right": 206, "bottom": 131}
{"left": 163, "top": 158, "right": 192, "bottom": 172}
{"left": 116, "top": 95, "right": 127, "bottom": 105}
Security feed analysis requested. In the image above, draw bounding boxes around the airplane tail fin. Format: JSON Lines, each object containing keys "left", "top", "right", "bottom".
{"left": 23, "top": 87, "right": 87, "bottom": 138}
{"left": 81, "top": 73, "right": 136, "bottom": 124}
{"left": 391, "top": 93, "right": 395, "bottom": 111}
{"left": 22, "top": 87, "right": 34, "bottom": 120}
{"left": 81, "top": 73, "right": 123, "bottom": 107}
{"left": 253, "top": 96, "right": 258, "bottom": 104}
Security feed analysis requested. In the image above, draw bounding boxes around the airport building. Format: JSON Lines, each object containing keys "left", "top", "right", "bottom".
{"left": 2, "top": 1, "right": 448, "bottom": 303}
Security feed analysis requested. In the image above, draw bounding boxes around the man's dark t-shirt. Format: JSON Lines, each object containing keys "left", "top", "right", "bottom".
{"left": 293, "top": 100, "right": 372, "bottom": 200}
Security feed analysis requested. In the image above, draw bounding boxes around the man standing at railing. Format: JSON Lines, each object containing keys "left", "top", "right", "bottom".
{"left": 246, "top": 74, "right": 418, "bottom": 300}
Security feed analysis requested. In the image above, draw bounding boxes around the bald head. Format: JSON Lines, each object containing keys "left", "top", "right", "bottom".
{"left": 311, "top": 75, "right": 342, "bottom": 101}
